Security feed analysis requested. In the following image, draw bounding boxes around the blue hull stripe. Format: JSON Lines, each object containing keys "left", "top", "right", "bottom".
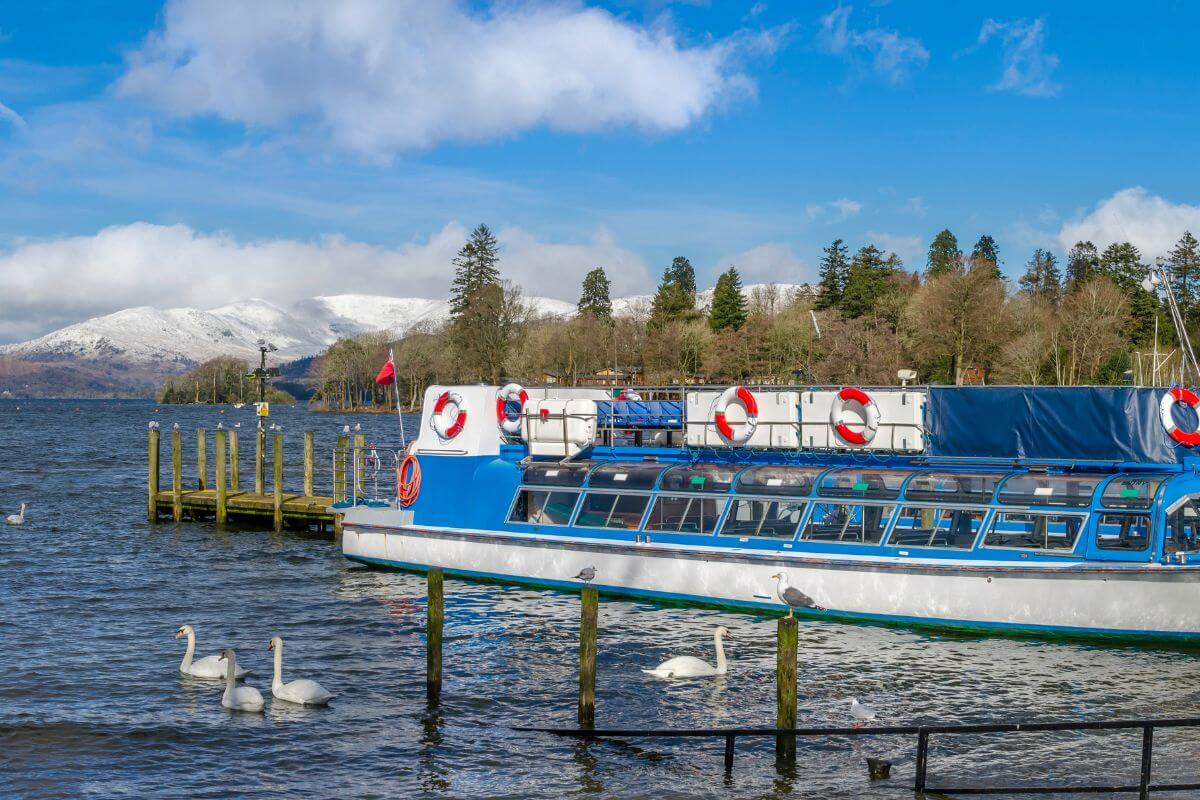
{"left": 345, "top": 553, "right": 1200, "bottom": 644}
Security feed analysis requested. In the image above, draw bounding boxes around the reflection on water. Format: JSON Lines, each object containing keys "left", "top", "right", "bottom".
{"left": 3, "top": 399, "right": 1200, "bottom": 798}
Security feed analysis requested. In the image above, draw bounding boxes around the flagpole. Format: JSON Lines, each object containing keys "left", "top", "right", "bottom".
{"left": 389, "top": 348, "right": 406, "bottom": 448}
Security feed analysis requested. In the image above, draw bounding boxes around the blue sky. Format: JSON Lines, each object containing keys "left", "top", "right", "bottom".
{"left": 1, "top": 1, "right": 1199, "bottom": 342}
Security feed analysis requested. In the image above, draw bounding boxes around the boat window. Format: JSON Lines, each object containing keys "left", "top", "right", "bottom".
{"left": 588, "top": 462, "right": 668, "bottom": 490}
{"left": 1100, "top": 475, "right": 1164, "bottom": 510}
{"left": 644, "top": 495, "right": 728, "bottom": 535}
{"left": 508, "top": 489, "right": 579, "bottom": 526}
{"left": 719, "top": 499, "right": 806, "bottom": 539}
{"left": 817, "top": 469, "right": 907, "bottom": 500}
{"left": 1094, "top": 513, "right": 1151, "bottom": 551}
{"left": 522, "top": 462, "right": 593, "bottom": 488}
{"left": 736, "top": 466, "right": 824, "bottom": 497}
{"left": 889, "top": 507, "right": 986, "bottom": 549}
{"left": 997, "top": 474, "right": 1102, "bottom": 507}
{"left": 660, "top": 463, "right": 738, "bottom": 494}
{"left": 801, "top": 503, "right": 895, "bottom": 544}
{"left": 574, "top": 493, "right": 650, "bottom": 529}
{"left": 1165, "top": 497, "right": 1200, "bottom": 554}
{"left": 904, "top": 472, "right": 999, "bottom": 504}
{"left": 983, "top": 512, "right": 1084, "bottom": 551}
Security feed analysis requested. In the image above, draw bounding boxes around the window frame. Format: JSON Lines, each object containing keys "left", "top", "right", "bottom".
{"left": 884, "top": 503, "right": 991, "bottom": 551}
{"left": 980, "top": 509, "right": 1089, "bottom": 554}
{"left": 570, "top": 490, "right": 654, "bottom": 531}
{"left": 718, "top": 496, "right": 808, "bottom": 541}
{"left": 643, "top": 492, "right": 731, "bottom": 536}
{"left": 506, "top": 487, "right": 582, "bottom": 527}
{"left": 800, "top": 501, "right": 897, "bottom": 546}
{"left": 1093, "top": 511, "right": 1153, "bottom": 553}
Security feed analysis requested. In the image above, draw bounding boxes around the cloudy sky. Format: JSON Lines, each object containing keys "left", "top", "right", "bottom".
{"left": 1, "top": 1, "right": 1199, "bottom": 342}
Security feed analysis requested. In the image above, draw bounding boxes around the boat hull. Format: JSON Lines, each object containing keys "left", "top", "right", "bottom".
{"left": 342, "top": 518, "right": 1200, "bottom": 642}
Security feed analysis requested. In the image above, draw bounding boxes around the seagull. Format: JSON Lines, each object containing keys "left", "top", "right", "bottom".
{"left": 354, "top": 423, "right": 362, "bottom": 432}
{"left": 571, "top": 566, "right": 597, "bottom": 583}
{"left": 147, "top": 421, "right": 159, "bottom": 430}
{"left": 172, "top": 422, "right": 180, "bottom": 430}
{"left": 234, "top": 422, "right": 241, "bottom": 428}
{"left": 770, "top": 572, "right": 825, "bottom": 617}
{"left": 217, "top": 422, "right": 224, "bottom": 430}
{"left": 342, "top": 425, "right": 351, "bottom": 434}
{"left": 850, "top": 698, "right": 877, "bottom": 725}
{"left": 5, "top": 503, "right": 25, "bottom": 526}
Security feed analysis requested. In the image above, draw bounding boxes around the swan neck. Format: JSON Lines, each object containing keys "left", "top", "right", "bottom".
{"left": 272, "top": 643, "right": 284, "bottom": 690}
{"left": 714, "top": 632, "right": 727, "bottom": 673}
{"left": 180, "top": 630, "right": 195, "bottom": 670}
{"left": 224, "top": 653, "right": 236, "bottom": 690}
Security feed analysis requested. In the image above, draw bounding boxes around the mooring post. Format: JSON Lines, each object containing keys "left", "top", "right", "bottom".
{"left": 215, "top": 430, "right": 228, "bottom": 525}
{"left": 334, "top": 434, "right": 349, "bottom": 502}
{"left": 171, "top": 429, "right": 183, "bottom": 521}
{"left": 724, "top": 733, "right": 736, "bottom": 773}
{"left": 776, "top": 616, "right": 798, "bottom": 765}
{"left": 1139, "top": 724, "right": 1154, "bottom": 800}
{"left": 427, "top": 568, "right": 444, "bottom": 703}
{"left": 353, "top": 432, "right": 366, "bottom": 500}
{"left": 914, "top": 728, "right": 929, "bottom": 792}
{"left": 579, "top": 585, "right": 598, "bottom": 728}
{"left": 273, "top": 433, "right": 284, "bottom": 532}
{"left": 147, "top": 428, "right": 160, "bottom": 523}
{"left": 196, "top": 429, "right": 207, "bottom": 491}
{"left": 303, "top": 431, "right": 314, "bottom": 497}
{"left": 255, "top": 427, "right": 266, "bottom": 495}
{"left": 229, "top": 430, "right": 240, "bottom": 492}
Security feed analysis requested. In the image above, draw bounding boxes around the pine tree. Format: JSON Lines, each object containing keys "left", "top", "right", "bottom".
{"left": 1018, "top": 248, "right": 1062, "bottom": 303}
{"left": 577, "top": 267, "right": 613, "bottom": 319}
{"left": 814, "top": 238, "right": 849, "bottom": 310}
{"left": 926, "top": 229, "right": 962, "bottom": 277}
{"left": 970, "top": 234, "right": 1003, "bottom": 280}
{"left": 1066, "top": 241, "right": 1100, "bottom": 288}
{"left": 709, "top": 267, "right": 748, "bottom": 332}
{"left": 1100, "top": 242, "right": 1160, "bottom": 344}
{"left": 1169, "top": 231, "right": 1200, "bottom": 327}
{"left": 449, "top": 224, "right": 502, "bottom": 317}
{"left": 650, "top": 256, "right": 698, "bottom": 326}
{"left": 841, "top": 244, "right": 898, "bottom": 318}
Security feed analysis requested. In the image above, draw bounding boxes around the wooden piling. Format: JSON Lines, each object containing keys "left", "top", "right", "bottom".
{"left": 579, "top": 585, "right": 598, "bottom": 727}
{"left": 427, "top": 568, "right": 444, "bottom": 702}
{"left": 196, "top": 429, "right": 207, "bottom": 491}
{"left": 255, "top": 427, "right": 266, "bottom": 495}
{"left": 353, "top": 432, "right": 366, "bottom": 499}
{"left": 333, "top": 434, "right": 349, "bottom": 502}
{"left": 303, "top": 431, "right": 314, "bottom": 497}
{"left": 273, "top": 433, "right": 284, "bottom": 532}
{"left": 215, "top": 430, "right": 228, "bottom": 525}
{"left": 147, "top": 428, "right": 160, "bottom": 523}
{"left": 776, "top": 617, "right": 799, "bottom": 764}
{"left": 171, "top": 429, "right": 183, "bottom": 522}
{"left": 229, "top": 430, "right": 240, "bottom": 492}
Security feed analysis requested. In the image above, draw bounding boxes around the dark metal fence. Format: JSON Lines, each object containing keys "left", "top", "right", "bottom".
{"left": 517, "top": 716, "right": 1200, "bottom": 798}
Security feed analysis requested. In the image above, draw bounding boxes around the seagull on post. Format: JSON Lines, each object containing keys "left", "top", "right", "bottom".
{"left": 770, "top": 572, "right": 825, "bottom": 617}
{"left": 571, "top": 566, "right": 597, "bottom": 584}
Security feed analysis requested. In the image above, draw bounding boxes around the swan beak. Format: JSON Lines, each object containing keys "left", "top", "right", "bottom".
{"left": 267, "top": 642, "right": 273, "bottom": 651}
{"left": 175, "top": 630, "right": 184, "bottom": 639}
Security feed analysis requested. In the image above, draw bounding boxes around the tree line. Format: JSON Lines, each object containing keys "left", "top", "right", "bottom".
{"left": 159, "top": 356, "right": 295, "bottom": 405}
{"left": 308, "top": 223, "right": 1200, "bottom": 410}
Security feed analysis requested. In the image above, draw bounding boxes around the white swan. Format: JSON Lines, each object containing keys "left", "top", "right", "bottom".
{"left": 177, "top": 625, "right": 248, "bottom": 680}
{"left": 220, "top": 649, "right": 264, "bottom": 712}
{"left": 6, "top": 503, "right": 25, "bottom": 525}
{"left": 269, "top": 636, "right": 335, "bottom": 706}
{"left": 643, "top": 626, "right": 731, "bottom": 678}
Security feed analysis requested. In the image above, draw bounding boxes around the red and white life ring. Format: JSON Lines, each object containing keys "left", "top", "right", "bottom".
{"left": 712, "top": 385, "right": 758, "bottom": 446}
{"left": 1160, "top": 387, "right": 1200, "bottom": 447}
{"left": 830, "top": 387, "right": 880, "bottom": 446}
{"left": 617, "top": 389, "right": 642, "bottom": 401}
{"left": 432, "top": 390, "right": 467, "bottom": 440}
{"left": 495, "top": 383, "right": 528, "bottom": 437}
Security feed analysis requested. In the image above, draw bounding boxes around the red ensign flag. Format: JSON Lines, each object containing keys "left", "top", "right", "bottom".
{"left": 374, "top": 359, "right": 396, "bottom": 385}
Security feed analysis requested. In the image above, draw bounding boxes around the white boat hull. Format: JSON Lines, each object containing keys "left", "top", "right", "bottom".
{"left": 342, "top": 515, "right": 1200, "bottom": 640}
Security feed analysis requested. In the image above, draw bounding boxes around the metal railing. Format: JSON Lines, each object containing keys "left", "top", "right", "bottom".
{"left": 517, "top": 716, "right": 1200, "bottom": 798}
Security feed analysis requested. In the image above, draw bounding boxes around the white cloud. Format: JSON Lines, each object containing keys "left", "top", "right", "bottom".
{"left": 818, "top": 5, "right": 928, "bottom": 86}
{"left": 117, "top": 0, "right": 780, "bottom": 157}
{"left": 973, "top": 17, "right": 1060, "bottom": 97}
{"left": 0, "top": 221, "right": 652, "bottom": 342}
{"left": 717, "top": 242, "right": 813, "bottom": 283}
{"left": 805, "top": 197, "right": 863, "bottom": 222}
{"left": 0, "top": 98, "right": 24, "bottom": 128}
{"left": 899, "top": 196, "right": 927, "bottom": 217}
{"left": 865, "top": 231, "right": 923, "bottom": 265}
{"left": 1058, "top": 188, "right": 1200, "bottom": 257}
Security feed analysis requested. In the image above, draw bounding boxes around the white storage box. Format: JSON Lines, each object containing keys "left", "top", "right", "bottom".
{"left": 526, "top": 398, "right": 598, "bottom": 458}
{"left": 685, "top": 390, "right": 801, "bottom": 449}
{"left": 800, "top": 389, "right": 926, "bottom": 451}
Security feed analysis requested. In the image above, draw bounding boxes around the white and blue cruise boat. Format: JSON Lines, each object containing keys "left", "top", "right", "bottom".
{"left": 341, "top": 382, "right": 1200, "bottom": 641}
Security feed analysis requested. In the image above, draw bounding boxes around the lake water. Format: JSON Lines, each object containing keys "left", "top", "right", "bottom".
{"left": 4, "top": 399, "right": 1200, "bottom": 799}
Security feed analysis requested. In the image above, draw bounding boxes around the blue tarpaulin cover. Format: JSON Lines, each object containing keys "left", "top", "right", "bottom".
{"left": 597, "top": 400, "right": 684, "bottom": 429}
{"left": 925, "top": 387, "right": 1195, "bottom": 465}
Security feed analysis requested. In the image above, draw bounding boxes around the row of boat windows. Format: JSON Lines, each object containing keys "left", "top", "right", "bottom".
{"left": 522, "top": 462, "right": 1165, "bottom": 511}
{"left": 508, "top": 488, "right": 1176, "bottom": 553}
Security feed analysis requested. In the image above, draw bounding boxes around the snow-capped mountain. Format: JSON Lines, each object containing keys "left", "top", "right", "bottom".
{"left": 0, "top": 284, "right": 809, "bottom": 396}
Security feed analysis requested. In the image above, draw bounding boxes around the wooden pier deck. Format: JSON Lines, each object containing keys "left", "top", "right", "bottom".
{"left": 148, "top": 427, "right": 366, "bottom": 534}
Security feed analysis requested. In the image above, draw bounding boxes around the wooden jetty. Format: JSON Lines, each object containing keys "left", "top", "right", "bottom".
{"left": 147, "top": 427, "right": 362, "bottom": 534}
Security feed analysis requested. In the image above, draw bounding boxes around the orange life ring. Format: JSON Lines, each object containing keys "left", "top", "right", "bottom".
{"left": 432, "top": 391, "right": 467, "bottom": 439}
{"left": 830, "top": 387, "right": 880, "bottom": 446}
{"left": 1161, "top": 387, "right": 1200, "bottom": 447}
{"left": 712, "top": 386, "right": 758, "bottom": 445}
{"left": 496, "top": 383, "right": 528, "bottom": 437}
